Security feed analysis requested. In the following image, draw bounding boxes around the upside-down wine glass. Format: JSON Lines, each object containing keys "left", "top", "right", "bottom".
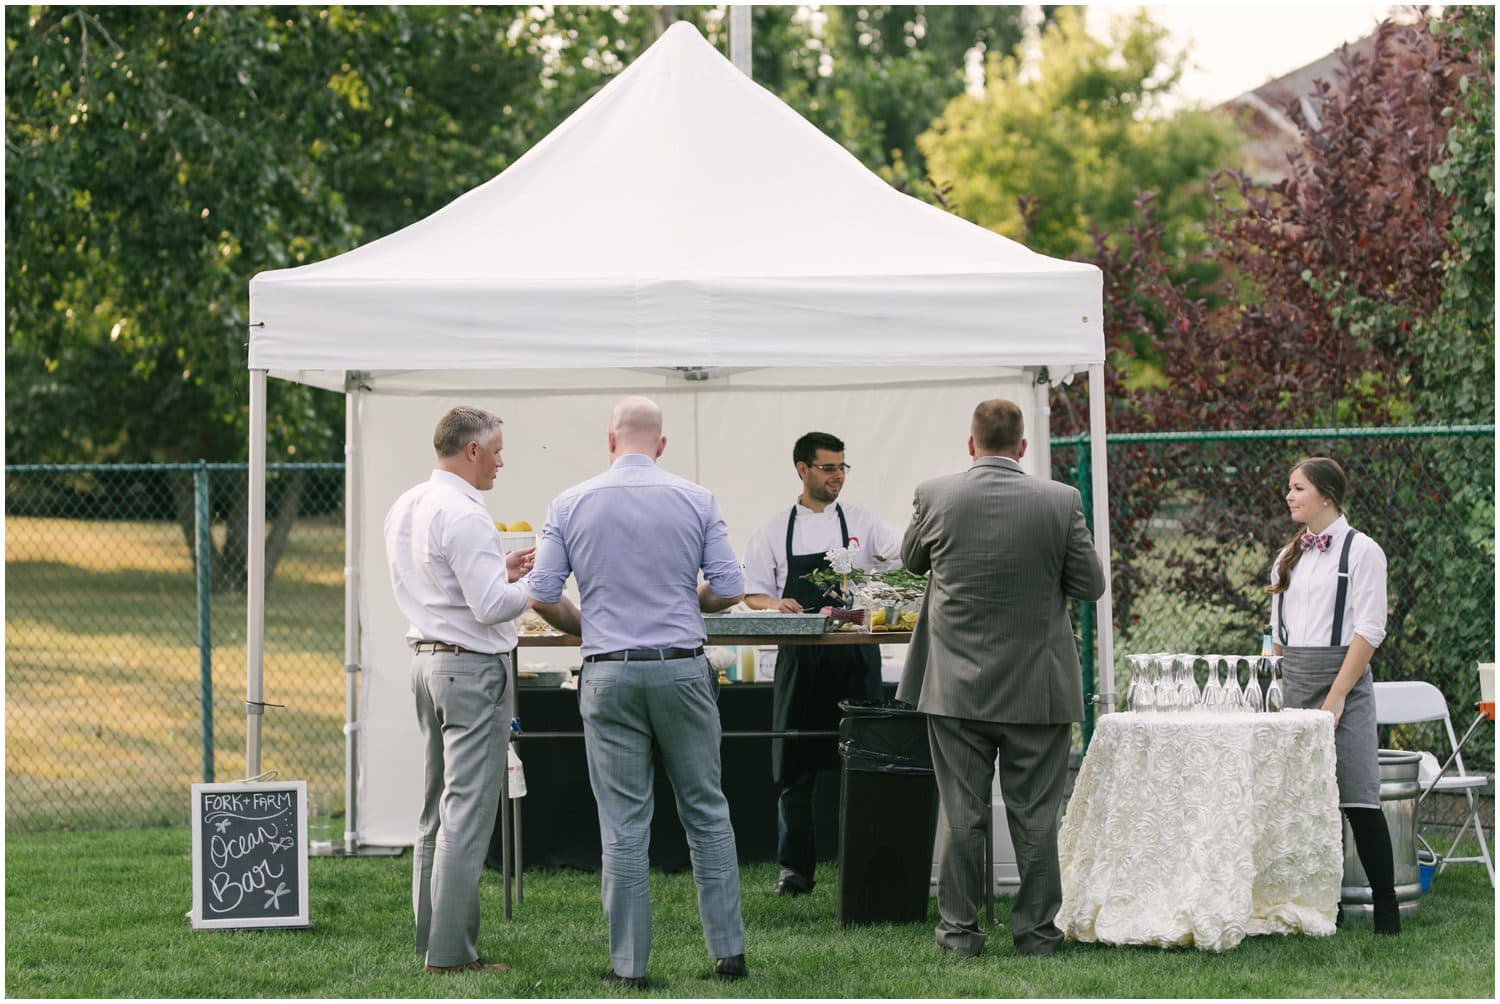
{"left": 1202, "top": 655, "right": 1225, "bottom": 711}
{"left": 1176, "top": 654, "right": 1202, "bottom": 711}
{"left": 1137, "top": 656, "right": 1159, "bottom": 714}
{"left": 1126, "top": 655, "right": 1150, "bottom": 713}
{"left": 1154, "top": 654, "right": 1179, "bottom": 713}
{"left": 1222, "top": 656, "right": 1245, "bottom": 711}
{"left": 1265, "top": 655, "right": 1285, "bottom": 713}
{"left": 1242, "top": 655, "right": 1263, "bottom": 713}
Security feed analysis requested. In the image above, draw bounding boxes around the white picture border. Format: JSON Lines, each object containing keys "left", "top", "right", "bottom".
{"left": 190, "top": 780, "right": 309, "bottom": 930}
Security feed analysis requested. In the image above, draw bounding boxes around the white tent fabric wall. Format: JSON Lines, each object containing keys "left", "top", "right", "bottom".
{"left": 243, "top": 20, "right": 1114, "bottom": 849}
{"left": 355, "top": 375, "right": 1044, "bottom": 846}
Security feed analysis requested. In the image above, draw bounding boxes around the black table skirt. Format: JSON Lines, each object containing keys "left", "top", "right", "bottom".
{"left": 486, "top": 681, "right": 897, "bottom": 873}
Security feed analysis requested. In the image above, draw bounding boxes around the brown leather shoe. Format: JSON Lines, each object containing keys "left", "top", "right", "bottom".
{"left": 424, "top": 958, "right": 511, "bottom": 974}
{"left": 713, "top": 954, "right": 748, "bottom": 982}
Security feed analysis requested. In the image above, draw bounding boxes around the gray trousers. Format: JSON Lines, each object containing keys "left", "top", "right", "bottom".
{"left": 579, "top": 654, "right": 745, "bottom": 979}
{"left": 410, "top": 649, "right": 509, "bottom": 968}
{"left": 927, "top": 714, "right": 1071, "bottom": 957}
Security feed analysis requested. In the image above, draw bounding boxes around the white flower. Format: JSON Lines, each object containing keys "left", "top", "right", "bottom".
{"left": 824, "top": 544, "right": 859, "bottom": 574}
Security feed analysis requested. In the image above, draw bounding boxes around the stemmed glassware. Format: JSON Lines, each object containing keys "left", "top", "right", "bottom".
{"left": 1222, "top": 656, "right": 1245, "bottom": 711}
{"left": 1264, "top": 655, "right": 1285, "bottom": 712}
{"left": 1242, "top": 655, "right": 1264, "bottom": 713}
{"left": 1176, "top": 654, "right": 1202, "bottom": 711}
{"left": 1201, "top": 655, "right": 1226, "bottom": 711}
{"left": 1154, "top": 654, "right": 1179, "bottom": 713}
{"left": 1128, "top": 657, "right": 1146, "bottom": 711}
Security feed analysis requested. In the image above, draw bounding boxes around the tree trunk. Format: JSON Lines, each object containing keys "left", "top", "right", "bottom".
{"left": 169, "top": 471, "right": 199, "bottom": 570}
{"left": 262, "top": 469, "right": 306, "bottom": 589}
{"left": 170, "top": 467, "right": 310, "bottom": 594}
{"left": 214, "top": 470, "right": 248, "bottom": 594}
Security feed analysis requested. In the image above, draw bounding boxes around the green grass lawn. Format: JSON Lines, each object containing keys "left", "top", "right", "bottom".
{"left": 4, "top": 826, "right": 1494, "bottom": 998}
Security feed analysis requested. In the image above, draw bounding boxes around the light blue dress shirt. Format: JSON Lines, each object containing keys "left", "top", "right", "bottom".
{"left": 529, "top": 453, "right": 745, "bottom": 658}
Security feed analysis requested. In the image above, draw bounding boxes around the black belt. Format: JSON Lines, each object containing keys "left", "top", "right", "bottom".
{"left": 584, "top": 646, "right": 704, "bottom": 663}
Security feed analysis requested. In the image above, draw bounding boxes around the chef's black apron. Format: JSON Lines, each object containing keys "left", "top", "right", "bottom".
{"left": 770, "top": 503, "right": 882, "bottom": 783}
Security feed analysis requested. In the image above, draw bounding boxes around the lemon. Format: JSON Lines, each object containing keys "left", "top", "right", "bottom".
{"left": 494, "top": 521, "right": 506, "bottom": 531}
{"left": 898, "top": 611, "right": 918, "bottom": 629}
{"left": 869, "top": 608, "right": 886, "bottom": 627}
{"left": 507, "top": 520, "right": 533, "bottom": 532}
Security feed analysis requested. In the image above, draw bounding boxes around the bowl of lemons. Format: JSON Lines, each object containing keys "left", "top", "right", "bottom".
{"left": 495, "top": 519, "right": 537, "bottom": 553}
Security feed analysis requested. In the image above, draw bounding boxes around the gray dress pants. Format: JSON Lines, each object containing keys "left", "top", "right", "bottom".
{"left": 579, "top": 654, "right": 745, "bottom": 979}
{"left": 410, "top": 650, "right": 509, "bottom": 968}
{"left": 927, "top": 714, "right": 1071, "bottom": 957}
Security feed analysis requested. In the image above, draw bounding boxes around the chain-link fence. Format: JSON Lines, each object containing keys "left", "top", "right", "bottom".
{"left": 5, "top": 463, "right": 345, "bottom": 832}
{"left": 6, "top": 428, "right": 1494, "bottom": 833}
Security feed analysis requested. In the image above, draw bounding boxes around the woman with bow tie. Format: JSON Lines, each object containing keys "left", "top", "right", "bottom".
{"left": 1269, "top": 456, "right": 1399, "bottom": 935}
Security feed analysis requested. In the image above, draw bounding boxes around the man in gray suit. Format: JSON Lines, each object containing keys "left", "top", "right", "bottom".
{"left": 897, "top": 399, "right": 1105, "bottom": 958}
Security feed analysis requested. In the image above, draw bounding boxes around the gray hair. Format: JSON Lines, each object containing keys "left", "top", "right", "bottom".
{"left": 433, "top": 406, "right": 502, "bottom": 458}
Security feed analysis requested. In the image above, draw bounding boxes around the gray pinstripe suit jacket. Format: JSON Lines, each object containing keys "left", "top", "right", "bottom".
{"left": 895, "top": 455, "right": 1106, "bottom": 724}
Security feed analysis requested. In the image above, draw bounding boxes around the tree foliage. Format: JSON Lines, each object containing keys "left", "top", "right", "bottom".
{"left": 917, "top": 7, "right": 1237, "bottom": 262}
{"left": 1058, "top": 11, "right": 1494, "bottom": 439}
{"left": 1412, "top": 4, "right": 1495, "bottom": 424}
{"left": 1054, "top": 10, "right": 1495, "bottom": 712}
{"left": 6, "top": 4, "right": 1018, "bottom": 465}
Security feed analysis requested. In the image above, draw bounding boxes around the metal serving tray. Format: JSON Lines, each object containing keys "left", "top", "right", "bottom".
{"left": 703, "top": 612, "right": 831, "bottom": 635}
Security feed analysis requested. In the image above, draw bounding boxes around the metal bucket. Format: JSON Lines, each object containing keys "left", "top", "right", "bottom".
{"left": 1341, "top": 749, "right": 1421, "bottom": 917}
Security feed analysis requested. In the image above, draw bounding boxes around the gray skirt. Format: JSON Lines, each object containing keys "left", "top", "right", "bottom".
{"left": 1281, "top": 645, "right": 1380, "bottom": 808}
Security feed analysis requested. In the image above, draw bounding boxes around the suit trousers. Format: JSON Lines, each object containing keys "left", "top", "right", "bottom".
{"left": 410, "top": 649, "right": 510, "bottom": 968}
{"left": 579, "top": 654, "right": 745, "bottom": 979}
{"left": 927, "top": 714, "right": 1071, "bottom": 957}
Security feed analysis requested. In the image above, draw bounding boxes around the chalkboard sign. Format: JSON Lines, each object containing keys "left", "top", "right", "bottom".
{"left": 190, "top": 781, "right": 309, "bottom": 930}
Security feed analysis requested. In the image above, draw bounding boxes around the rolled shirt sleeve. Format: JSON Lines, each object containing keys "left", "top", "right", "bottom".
{"left": 866, "top": 515, "right": 904, "bottom": 571}
{"left": 1351, "top": 538, "right": 1388, "bottom": 648}
{"left": 528, "top": 499, "right": 572, "bottom": 605}
{"left": 741, "top": 519, "right": 781, "bottom": 597}
{"left": 701, "top": 497, "right": 746, "bottom": 600}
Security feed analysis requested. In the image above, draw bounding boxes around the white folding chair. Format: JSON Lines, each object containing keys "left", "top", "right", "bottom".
{"left": 1374, "top": 680, "right": 1494, "bottom": 886}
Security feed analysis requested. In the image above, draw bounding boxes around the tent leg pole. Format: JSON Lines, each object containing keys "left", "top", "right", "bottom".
{"left": 343, "top": 377, "right": 364, "bottom": 851}
{"left": 246, "top": 369, "right": 268, "bottom": 776}
{"left": 1087, "top": 363, "right": 1115, "bottom": 713}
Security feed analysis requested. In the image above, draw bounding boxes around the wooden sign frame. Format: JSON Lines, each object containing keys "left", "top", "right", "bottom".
{"left": 190, "top": 780, "right": 309, "bottom": 930}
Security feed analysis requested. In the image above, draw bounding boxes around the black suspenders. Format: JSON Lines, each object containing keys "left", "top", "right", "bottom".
{"left": 1329, "top": 530, "right": 1357, "bottom": 646}
{"left": 1277, "top": 530, "right": 1359, "bottom": 647}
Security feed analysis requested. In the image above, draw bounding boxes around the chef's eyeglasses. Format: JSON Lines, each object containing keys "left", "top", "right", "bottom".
{"left": 808, "top": 463, "right": 851, "bottom": 473}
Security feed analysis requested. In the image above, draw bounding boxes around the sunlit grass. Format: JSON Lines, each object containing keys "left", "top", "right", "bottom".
{"left": 6, "top": 517, "right": 347, "bottom": 830}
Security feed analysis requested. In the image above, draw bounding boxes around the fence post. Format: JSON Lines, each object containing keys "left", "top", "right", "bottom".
{"left": 195, "top": 461, "right": 215, "bottom": 782}
{"left": 1073, "top": 444, "right": 1096, "bottom": 748}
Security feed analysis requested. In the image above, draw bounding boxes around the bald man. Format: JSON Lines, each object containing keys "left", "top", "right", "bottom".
{"left": 529, "top": 396, "right": 749, "bottom": 988}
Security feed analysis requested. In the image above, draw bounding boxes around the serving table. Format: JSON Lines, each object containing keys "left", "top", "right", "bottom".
{"left": 493, "top": 630, "right": 912, "bottom": 919}
{"left": 1055, "top": 709, "right": 1343, "bottom": 952}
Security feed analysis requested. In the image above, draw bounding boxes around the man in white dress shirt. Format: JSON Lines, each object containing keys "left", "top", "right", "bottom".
{"left": 384, "top": 406, "right": 535, "bottom": 974}
{"left": 742, "top": 431, "right": 901, "bottom": 895}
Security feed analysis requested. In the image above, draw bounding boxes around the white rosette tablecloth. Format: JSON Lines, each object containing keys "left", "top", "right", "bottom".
{"left": 1056, "top": 709, "right": 1343, "bottom": 952}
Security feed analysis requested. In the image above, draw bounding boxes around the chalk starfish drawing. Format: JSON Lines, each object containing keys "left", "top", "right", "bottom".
{"left": 213, "top": 818, "right": 232, "bottom": 833}
{"left": 263, "top": 881, "right": 290, "bottom": 910}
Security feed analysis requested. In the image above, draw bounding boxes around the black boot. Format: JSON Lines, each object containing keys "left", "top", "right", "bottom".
{"left": 1345, "top": 807, "right": 1401, "bottom": 936}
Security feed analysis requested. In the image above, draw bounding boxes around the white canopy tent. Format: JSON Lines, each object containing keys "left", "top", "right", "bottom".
{"left": 246, "top": 22, "right": 1113, "bottom": 849}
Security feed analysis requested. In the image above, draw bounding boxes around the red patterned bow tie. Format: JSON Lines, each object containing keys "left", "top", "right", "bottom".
{"left": 1299, "top": 531, "right": 1332, "bottom": 552}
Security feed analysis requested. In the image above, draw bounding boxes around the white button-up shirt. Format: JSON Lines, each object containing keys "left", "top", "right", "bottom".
{"left": 384, "top": 469, "right": 530, "bottom": 654}
{"left": 742, "top": 500, "right": 902, "bottom": 598}
{"left": 1270, "top": 516, "right": 1388, "bottom": 649}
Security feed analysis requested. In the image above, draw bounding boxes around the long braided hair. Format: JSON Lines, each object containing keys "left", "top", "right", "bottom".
{"left": 1268, "top": 457, "right": 1347, "bottom": 595}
